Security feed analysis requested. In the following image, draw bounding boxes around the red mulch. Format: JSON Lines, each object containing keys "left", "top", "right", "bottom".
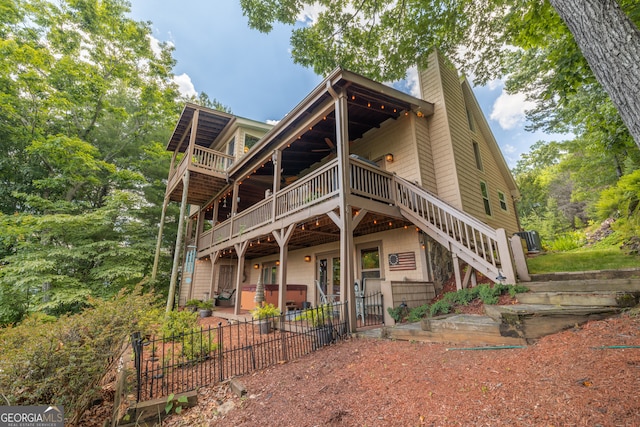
{"left": 161, "top": 313, "right": 640, "bottom": 426}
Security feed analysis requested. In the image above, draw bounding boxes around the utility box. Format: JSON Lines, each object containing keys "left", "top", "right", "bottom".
{"left": 515, "top": 231, "right": 542, "bottom": 253}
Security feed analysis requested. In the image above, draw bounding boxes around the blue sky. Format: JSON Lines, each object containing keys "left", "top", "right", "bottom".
{"left": 129, "top": 1, "right": 563, "bottom": 168}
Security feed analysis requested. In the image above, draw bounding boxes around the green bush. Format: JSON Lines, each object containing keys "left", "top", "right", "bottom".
{"left": 429, "top": 300, "right": 451, "bottom": 317}
{"left": 387, "top": 305, "right": 408, "bottom": 323}
{"left": 0, "top": 287, "right": 160, "bottom": 425}
{"left": 161, "top": 310, "right": 199, "bottom": 340}
{"left": 181, "top": 328, "right": 218, "bottom": 361}
{"left": 548, "top": 231, "right": 586, "bottom": 251}
{"left": 407, "top": 304, "right": 430, "bottom": 323}
{"left": 477, "top": 284, "right": 499, "bottom": 305}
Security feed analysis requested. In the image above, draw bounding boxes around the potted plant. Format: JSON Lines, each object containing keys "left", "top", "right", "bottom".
{"left": 295, "top": 304, "right": 334, "bottom": 347}
{"left": 185, "top": 299, "right": 201, "bottom": 313}
{"left": 250, "top": 302, "right": 281, "bottom": 334}
{"left": 198, "top": 300, "right": 214, "bottom": 318}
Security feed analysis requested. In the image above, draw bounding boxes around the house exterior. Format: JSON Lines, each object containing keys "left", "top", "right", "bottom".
{"left": 152, "top": 52, "right": 529, "bottom": 328}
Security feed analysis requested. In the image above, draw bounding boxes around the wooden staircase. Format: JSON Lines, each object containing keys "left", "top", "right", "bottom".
{"left": 383, "top": 269, "right": 640, "bottom": 346}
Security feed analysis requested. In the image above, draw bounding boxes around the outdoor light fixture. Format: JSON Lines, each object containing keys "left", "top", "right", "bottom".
{"left": 253, "top": 263, "right": 260, "bottom": 270}
{"left": 304, "top": 255, "right": 311, "bottom": 263}
{"left": 275, "top": 260, "right": 280, "bottom": 266}
{"left": 385, "top": 153, "right": 394, "bottom": 162}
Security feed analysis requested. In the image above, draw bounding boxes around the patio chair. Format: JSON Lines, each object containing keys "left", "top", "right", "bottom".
{"left": 215, "top": 288, "right": 236, "bottom": 307}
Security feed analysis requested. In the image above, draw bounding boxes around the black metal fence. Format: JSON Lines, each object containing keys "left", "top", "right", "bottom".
{"left": 356, "top": 291, "right": 385, "bottom": 328}
{"left": 131, "top": 301, "right": 350, "bottom": 402}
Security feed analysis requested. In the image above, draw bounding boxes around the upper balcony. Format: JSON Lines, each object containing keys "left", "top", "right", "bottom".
{"left": 165, "top": 104, "right": 237, "bottom": 205}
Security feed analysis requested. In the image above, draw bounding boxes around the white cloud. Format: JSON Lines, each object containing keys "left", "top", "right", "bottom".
{"left": 148, "top": 34, "right": 175, "bottom": 58}
{"left": 173, "top": 73, "right": 197, "bottom": 97}
{"left": 405, "top": 66, "right": 421, "bottom": 98}
{"left": 266, "top": 119, "right": 280, "bottom": 126}
{"left": 490, "top": 91, "right": 534, "bottom": 130}
{"left": 487, "top": 78, "right": 503, "bottom": 91}
{"left": 297, "top": 5, "right": 325, "bottom": 25}
{"left": 502, "top": 143, "right": 516, "bottom": 154}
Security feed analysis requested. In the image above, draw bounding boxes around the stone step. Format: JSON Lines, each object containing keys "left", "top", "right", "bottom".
{"left": 523, "top": 277, "right": 640, "bottom": 293}
{"left": 529, "top": 268, "right": 640, "bottom": 282}
{"left": 483, "top": 304, "right": 622, "bottom": 340}
{"left": 386, "top": 320, "right": 527, "bottom": 346}
{"left": 516, "top": 290, "right": 639, "bottom": 307}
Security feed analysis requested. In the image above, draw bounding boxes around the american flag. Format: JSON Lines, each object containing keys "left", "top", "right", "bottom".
{"left": 388, "top": 252, "right": 416, "bottom": 270}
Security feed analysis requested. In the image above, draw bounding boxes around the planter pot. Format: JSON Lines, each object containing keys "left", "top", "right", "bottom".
{"left": 258, "top": 319, "right": 272, "bottom": 334}
{"left": 199, "top": 309, "right": 212, "bottom": 318}
{"left": 314, "top": 325, "right": 333, "bottom": 348}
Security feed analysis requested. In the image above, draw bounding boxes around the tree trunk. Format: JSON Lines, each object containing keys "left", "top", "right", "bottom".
{"left": 549, "top": 0, "right": 640, "bottom": 150}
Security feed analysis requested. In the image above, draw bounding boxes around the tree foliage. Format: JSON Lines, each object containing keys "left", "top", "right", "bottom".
{"left": 0, "top": 0, "right": 184, "bottom": 322}
{"left": 240, "top": 0, "right": 640, "bottom": 149}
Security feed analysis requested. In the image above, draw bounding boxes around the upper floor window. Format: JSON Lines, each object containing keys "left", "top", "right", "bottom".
{"left": 226, "top": 137, "right": 235, "bottom": 157}
{"left": 498, "top": 191, "right": 508, "bottom": 211}
{"left": 244, "top": 134, "right": 260, "bottom": 153}
{"left": 472, "top": 141, "right": 483, "bottom": 171}
{"left": 466, "top": 108, "right": 475, "bottom": 132}
{"left": 480, "top": 181, "right": 492, "bottom": 216}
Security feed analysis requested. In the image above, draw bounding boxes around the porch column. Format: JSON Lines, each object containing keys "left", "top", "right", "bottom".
{"left": 330, "top": 85, "right": 357, "bottom": 331}
{"left": 233, "top": 241, "right": 249, "bottom": 315}
{"left": 271, "top": 149, "right": 282, "bottom": 223}
{"left": 208, "top": 250, "right": 220, "bottom": 300}
{"left": 272, "top": 224, "right": 296, "bottom": 311}
{"left": 151, "top": 196, "right": 169, "bottom": 281}
{"left": 166, "top": 171, "right": 190, "bottom": 312}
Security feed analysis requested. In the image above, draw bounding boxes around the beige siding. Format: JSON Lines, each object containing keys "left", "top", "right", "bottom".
{"left": 415, "top": 115, "right": 438, "bottom": 193}
{"left": 191, "top": 259, "right": 213, "bottom": 300}
{"left": 461, "top": 83, "right": 520, "bottom": 235}
{"left": 351, "top": 114, "right": 421, "bottom": 182}
{"left": 419, "top": 54, "right": 463, "bottom": 208}
{"left": 419, "top": 52, "right": 520, "bottom": 235}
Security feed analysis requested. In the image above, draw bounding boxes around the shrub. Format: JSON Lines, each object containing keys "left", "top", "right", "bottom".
{"left": 407, "top": 304, "right": 430, "bottom": 323}
{"left": 387, "top": 305, "right": 408, "bottom": 323}
{"left": 0, "top": 287, "right": 160, "bottom": 425}
{"left": 477, "top": 284, "right": 499, "bottom": 305}
{"left": 548, "top": 231, "right": 586, "bottom": 251}
{"left": 181, "top": 328, "right": 218, "bottom": 361}
{"left": 429, "top": 300, "right": 451, "bottom": 317}
{"left": 161, "top": 310, "right": 199, "bottom": 340}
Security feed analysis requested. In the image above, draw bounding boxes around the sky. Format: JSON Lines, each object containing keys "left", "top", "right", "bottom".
{"left": 128, "top": 1, "right": 564, "bottom": 168}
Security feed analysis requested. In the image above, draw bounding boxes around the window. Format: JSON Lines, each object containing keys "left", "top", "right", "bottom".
{"left": 472, "top": 141, "right": 483, "bottom": 171}
{"left": 226, "top": 137, "right": 235, "bottom": 156}
{"left": 361, "top": 247, "right": 381, "bottom": 279}
{"left": 480, "top": 181, "right": 492, "bottom": 216}
{"left": 244, "top": 134, "right": 260, "bottom": 152}
{"left": 261, "top": 263, "right": 277, "bottom": 284}
{"left": 498, "top": 191, "right": 508, "bottom": 211}
{"left": 466, "top": 108, "right": 475, "bottom": 131}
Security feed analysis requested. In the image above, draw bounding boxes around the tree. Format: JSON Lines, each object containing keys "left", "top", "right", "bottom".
{"left": 239, "top": 0, "right": 640, "bottom": 149}
{"left": 0, "top": 0, "right": 182, "bottom": 321}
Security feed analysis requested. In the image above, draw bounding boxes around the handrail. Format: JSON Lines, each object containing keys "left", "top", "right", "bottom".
{"left": 393, "top": 174, "right": 504, "bottom": 275}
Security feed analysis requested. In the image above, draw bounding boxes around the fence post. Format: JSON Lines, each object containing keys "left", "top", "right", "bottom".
{"left": 280, "top": 313, "right": 288, "bottom": 362}
{"left": 217, "top": 322, "right": 224, "bottom": 383}
{"left": 131, "top": 332, "right": 143, "bottom": 402}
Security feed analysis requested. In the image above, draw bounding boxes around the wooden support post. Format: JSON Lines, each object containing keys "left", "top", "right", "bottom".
{"left": 166, "top": 171, "right": 189, "bottom": 313}
{"left": 233, "top": 241, "right": 249, "bottom": 315}
{"left": 452, "top": 252, "right": 462, "bottom": 291}
{"left": 272, "top": 224, "right": 296, "bottom": 311}
{"left": 151, "top": 196, "right": 169, "bottom": 281}
{"left": 496, "top": 228, "right": 517, "bottom": 284}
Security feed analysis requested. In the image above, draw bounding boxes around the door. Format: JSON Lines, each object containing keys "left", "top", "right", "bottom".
{"left": 317, "top": 253, "right": 340, "bottom": 303}
{"left": 218, "top": 265, "right": 234, "bottom": 291}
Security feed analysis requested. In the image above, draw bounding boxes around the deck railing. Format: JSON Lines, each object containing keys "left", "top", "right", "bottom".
{"left": 195, "top": 157, "right": 514, "bottom": 283}
{"left": 275, "top": 160, "right": 339, "bottom": 218}
{"left": 349, "top": 158, "right": 394, "bottom": 204}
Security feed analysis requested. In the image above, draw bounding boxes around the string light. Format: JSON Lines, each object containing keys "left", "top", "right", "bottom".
{"left": 315, "top": 218, "right": 319, "bottom": 226}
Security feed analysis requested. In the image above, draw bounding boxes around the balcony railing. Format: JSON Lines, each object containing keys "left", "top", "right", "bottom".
{"left": 168, "top": 146, "right": 234, "bottom": 191}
